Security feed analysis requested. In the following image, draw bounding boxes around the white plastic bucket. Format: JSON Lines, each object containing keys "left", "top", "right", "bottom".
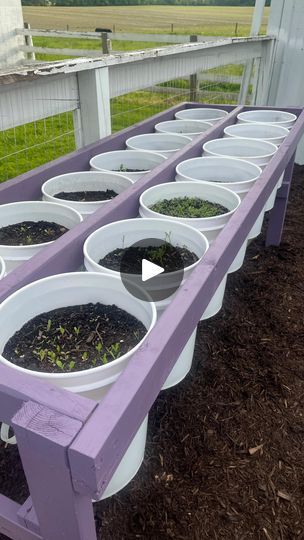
{"left": 224, "top": 122, "right": 289, "bottom": 147}
{"left": 176, "top": 156, "right": 262, "bottom": 199}
{"left": 0, "top": 272, "right": 157, "bottom": 500}
{"left": 175, "top": 107, "right": 228, "bottom": 125}
{"left": 203, "top": 137, "right": 278, "bottom": 168}
{"left": 139, "top": 181, "right": 240, "bottom": 314}
{"left": 0, "top": 201, "right": 82, "bottom": 273}
{"left": 0, "top": 257, "right": 5, "bottom": 279}
{"left": 175, "top": 156, "right": 263, "bottom": 255}
{"left": 41, "top": 171, "right": 133, "bottom": 219}
{"left": 237, "top": 110, "right": 297, "bottom": 129}
{"left": 90, "top": 150, "right": 167, "bottom": 182}
{"left": 155, "top": 119, "right": 213, "bottom": 140}
{"left": 83, "top": 218, "right": 209, "bottom": 388}
{"left": 156, "top": 297, "right": 198, "bottom": 389}
{"left": 125, "top": 133, "right": 191, "bottom": 158}
{"left": 203, "top": 137, "right": 280, "bottom": 214}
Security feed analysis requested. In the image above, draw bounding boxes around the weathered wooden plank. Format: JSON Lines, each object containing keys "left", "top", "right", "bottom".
{"left": 17, "top": 28, "right": 102, "bottom": 40}
{"left": 68, "top": 108, "right": 304, "bottom": 497}
{"left": 17, "top": 28, "right": 222, "bottom": 44}
{"left": 12, "top": 402, "right": 97, "bottom": 539}
{"left": 20, "top": 45, "right": 103, "bottom": 57}
{"left": 0, "top": 495, "right": 42, "bottom": 540}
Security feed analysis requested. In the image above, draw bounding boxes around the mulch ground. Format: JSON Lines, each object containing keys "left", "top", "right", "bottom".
{"left": 1, "top": 166, "right": 304, "bottom": 540}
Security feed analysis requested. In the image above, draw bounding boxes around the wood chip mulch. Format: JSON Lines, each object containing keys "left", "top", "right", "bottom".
{"left": 1, "top": 166, "right": 304, "bottom": 540}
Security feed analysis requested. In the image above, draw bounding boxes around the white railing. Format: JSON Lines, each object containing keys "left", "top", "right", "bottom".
{"left": 0, "top": 35, "right": 274, "bottom": 179}
{"left": 17, "top": 27, "right": 222, "bottom": 58}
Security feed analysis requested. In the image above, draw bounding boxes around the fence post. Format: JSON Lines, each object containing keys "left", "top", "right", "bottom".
{"left": 75, "top": 66, "right": 112, "bottom": 147}
{"left": 101, "top": 32, "right": 109, "bottom": 54}
{"left": 189, "top": 35, "right": 198, "bottom": 101}
{"left": 12, "top": 401, "right": 97, "bottom": 540}
{"left": 24, "top": 22, "right": 35, "bottom": 62}
{"left": 238, "top": 0, "right": 266, "bottom": 104}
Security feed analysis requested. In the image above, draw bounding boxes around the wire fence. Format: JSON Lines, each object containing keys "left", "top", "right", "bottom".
{"left": 0, "top": 112, "right": 76, "bottom": 182}
{"left": 111, "top": 63, "right": 247, "bottom": 132}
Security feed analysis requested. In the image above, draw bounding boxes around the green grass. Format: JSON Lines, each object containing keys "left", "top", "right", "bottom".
{"left": 0, "top": 114, "right": 75, "bottom": 182}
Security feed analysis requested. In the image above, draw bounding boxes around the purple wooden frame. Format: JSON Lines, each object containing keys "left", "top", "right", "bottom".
{"left": 0, "top": 102, "right": 303, "bottom": 540}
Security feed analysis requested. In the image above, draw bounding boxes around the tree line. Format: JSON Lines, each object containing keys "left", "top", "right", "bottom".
{"left": 22, "top": 1, "right": 270, "bottom": 7}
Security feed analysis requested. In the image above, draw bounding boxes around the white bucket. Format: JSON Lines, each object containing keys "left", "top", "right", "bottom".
{"left": 175, "top": 156, "right": 263, "bottom": 260}
{"left": 0, "top": 201, "right": 82, "bottom": 273}
{"left": 0, "top": 257, "right": 5, "bottom": 279}
{"left": 224, "top": 122, "right": 289, "bottom": 147}
{"left": 202, "top": 137, "right": 278, "bottom": 168}
{"left": 83, "top": 218, "right": 209, "bottom": 388}
{"left": 0, "top": 272, "right": 157, "bottom": 500}
{"left": 237, "top": 110, "right": 297, "bottom": 129}
{"left": 175, "top": 107, "right": 228, "bottom": 125}
{"left": 203, "top": 137, "right": 280, "bottom": 214}
{"left": 90, "top": 150, "right": 167, "bottom": 182}
{"left": 139, "top": 181, "right": 240, "bottom": 315}
{"left": 155, "top": 119, "right": 213, "bottom": 140}
{"left": 176, "top": 156, "right": 262, "bottom": 199}
{"left": 41, "top": 171, "right": 133, "bottom": 219}
{"left": 125, "top": 133, "right": 191, "bottom": 158}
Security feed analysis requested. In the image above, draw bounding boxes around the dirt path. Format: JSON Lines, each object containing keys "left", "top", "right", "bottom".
{"left": 0, "top": 167, "right": 303, "bottom": 540}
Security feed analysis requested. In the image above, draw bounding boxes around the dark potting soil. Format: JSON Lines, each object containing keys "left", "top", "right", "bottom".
{"left": 1, "top": 166, "right": 304, "bottom": 540}
{"left": 99, "top": 244, "right": 198, "bottom": 273}
{"left": 3, "top": 303, "right": 146, "bottom": 374}
{"left": 54, "top": 189, "right": 118, "bottom": 202}
{"left": 150, "top": 196, "right": 229, "bottom": 218}
{"left": 0, "top": 220, "right": 68, "bottom": 246}
{"left": 112, "top": 167, "right": 148, "bottom": 173}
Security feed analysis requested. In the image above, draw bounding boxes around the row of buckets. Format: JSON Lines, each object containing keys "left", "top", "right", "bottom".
{"left": 0, "top": 107, "right": 297, "bottom": 500}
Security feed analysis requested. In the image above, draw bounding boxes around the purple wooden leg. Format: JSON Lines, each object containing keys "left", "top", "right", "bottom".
{"left": 12, "top": 401, "right": 97, "bottom": 540}
{"left": 265, "top": 151, "right": 296, "bottom": 247}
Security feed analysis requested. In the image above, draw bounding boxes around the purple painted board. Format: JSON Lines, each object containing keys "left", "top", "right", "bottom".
{"left": 12, "top": 401, "right": 97, "bottom": 540}
{"left": 68, "top": 109, "right": 304, "bottom": 497}
{"left": 0, "top": 495, "right": 42, "bottom": 540}
{"left": 0, "top": 362, "right": 97, "bottom": 425}
{"left": 0, "top": 105, "right": 243, "bottom": 303}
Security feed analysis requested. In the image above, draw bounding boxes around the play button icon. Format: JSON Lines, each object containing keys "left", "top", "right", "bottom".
{"left": 119, "top": 237, "right": 185, "bottom": 302}
{"left": 142, "top": 259, "right": 164, "bottom": 282}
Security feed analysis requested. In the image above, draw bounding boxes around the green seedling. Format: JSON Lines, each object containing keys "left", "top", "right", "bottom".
{"left": 46, "top": 319, "right": 52, "bottom": 332}
{"left": 82, "top": 351, "right": 89, "bottom": 361}
{"left": 73, "top": 326, "right": 80, "bottom": 336}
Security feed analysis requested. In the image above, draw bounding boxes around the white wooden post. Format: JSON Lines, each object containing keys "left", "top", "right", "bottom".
{"left": 266, "top": 0, "right": 304, "bottom": 163}
{"left": 0, "top": 0, "right": 25, "bottom": 67}
{"left": 74, "top": 66, "right": 111, "bottom": 148}
{"left": 238, "top": 0, "right": 266, "bottom": 104}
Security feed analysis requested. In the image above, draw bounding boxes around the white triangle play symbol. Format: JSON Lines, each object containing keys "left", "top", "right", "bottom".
{"left": 142, "top": 259, "right": 164, "bottom": 282}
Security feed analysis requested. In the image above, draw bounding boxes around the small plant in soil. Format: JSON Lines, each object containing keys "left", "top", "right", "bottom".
{"left": 112, "top": 164, "right": 148, "bottom": 173}
{"left": 0, "top": 221, "right": 69, "bottom": 246}
{"left": 53, "top": 189, "right": 118, "bottom": 202}
{"left": 149, "top": 197, "right": 229, "bottom": 218}
{"left": 99, "top": 238, "right": 198, "bottom": 274}
{"left": 3, "top": 303, "right": 146, "bottom": 374}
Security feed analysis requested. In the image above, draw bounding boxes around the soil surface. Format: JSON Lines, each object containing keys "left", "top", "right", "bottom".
{"left": 0, "top": 220, "right": 68, "bottom": 246}
{"left": 99, "top": 243, "right": 198, "bottom": 273}
{"left": 54, "top": 189, "right": 118, "bottom": 202}
{"left": 3, "top": 303, "right": 146, "bottom": 373}
{"left": 150, "top": 197, "right": 229, "bottom": 218}
{"left": 112, "top": 168, "right": 148, "bottom": 173}
{"left": 0, "top": 166, "right": 303, "bottom": 540}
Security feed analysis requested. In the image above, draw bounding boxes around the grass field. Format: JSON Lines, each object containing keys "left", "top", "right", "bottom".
{"left": 23, "top": 5, "right": 269, "bottom": 36}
